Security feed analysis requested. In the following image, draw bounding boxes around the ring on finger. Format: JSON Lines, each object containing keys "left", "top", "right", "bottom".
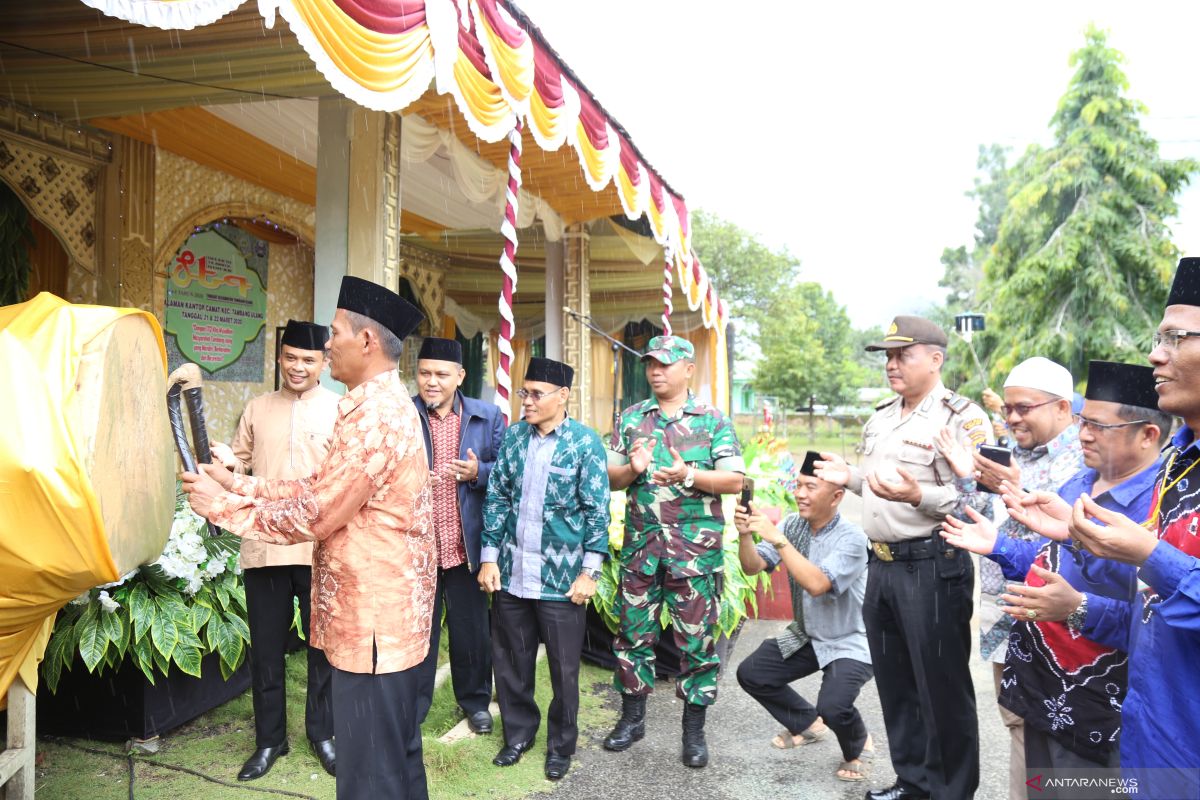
{"left": 1026, "top": 609, "right": 1038, "bottom": 620}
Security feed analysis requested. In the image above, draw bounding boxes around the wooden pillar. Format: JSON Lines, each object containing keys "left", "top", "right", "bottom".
{"left": 544, "top": 238, "right": 565, "bottom": 360}
{"left": 563, "top": 223, "right": 590, "bottom": 422}
{"left": 0, "top": 677, "right": 35, "bottom": 800}
{"left": 314, "top": 99, "right": 402, "bottom": 323}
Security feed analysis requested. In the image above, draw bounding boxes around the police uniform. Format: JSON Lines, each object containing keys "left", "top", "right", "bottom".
{"left": 850, "top": 317, "right": 991, "bottom": 800}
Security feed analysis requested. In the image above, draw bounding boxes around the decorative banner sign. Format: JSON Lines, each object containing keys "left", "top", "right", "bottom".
{"left": 165, "top": 228, "right": 267, "bottom": 380}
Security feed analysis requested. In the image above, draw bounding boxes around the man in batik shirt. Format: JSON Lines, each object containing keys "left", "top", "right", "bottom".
{"left": 478, "top": 357, "right": 610, "bottom": 782}
{"left": 184, "top": 276, "right": 435, "bottom": 800}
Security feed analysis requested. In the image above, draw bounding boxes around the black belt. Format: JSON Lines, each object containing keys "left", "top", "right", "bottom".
{"left": 870, "top": 536, "right": 939, "bottom": 562}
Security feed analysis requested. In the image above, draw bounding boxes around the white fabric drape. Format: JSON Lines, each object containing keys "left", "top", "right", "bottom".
{"left": 401, "top": 114, "right": 563, "bottom": 241}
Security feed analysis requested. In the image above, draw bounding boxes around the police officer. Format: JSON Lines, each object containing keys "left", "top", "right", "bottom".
{"left": 603, "top": 335, "right": 745, "bottom": 768}
{"left": 817, "top": 316, "right": 991, "bottom": 800}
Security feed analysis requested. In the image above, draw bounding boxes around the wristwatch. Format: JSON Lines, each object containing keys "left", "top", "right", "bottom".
{"left": 682, "top": 465, "right": 696, "bottom": 489}
{"left": 580, "top": 567, "right": 602, "bottom": 581}
{"left": 1066, "top": 594, "right": 1089, "bottom": 633}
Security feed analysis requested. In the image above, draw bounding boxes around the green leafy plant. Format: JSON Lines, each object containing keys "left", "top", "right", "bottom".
{"left": 41, "top": 488, "right": 251, "bottom": 692}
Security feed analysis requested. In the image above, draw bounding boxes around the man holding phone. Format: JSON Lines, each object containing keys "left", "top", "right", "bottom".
{"left": 734, "top": 452, "right": 874, "bottom": 783}
{"left": 974, "top": 357, "right": 1081, "bottom": 800}
{"left": 815, "top": 315, "right": 990, "bottom": 800}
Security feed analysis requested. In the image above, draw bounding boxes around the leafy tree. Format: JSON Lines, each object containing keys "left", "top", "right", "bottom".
{"left": 940, "top": 144, "right": 1014, "bottom": 314}
{"left": 975, "top": 27, "right": 1197, "bottom": 383}
{"left": 690, "top": 209, "right": 800, "bottom": 322}
{"left": 753, "top": 283, "right": 858, "bottom": 409}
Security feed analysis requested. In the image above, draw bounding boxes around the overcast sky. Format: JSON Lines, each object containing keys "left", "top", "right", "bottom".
{"left": 515, "top": 0, "right": 1200, "bottom": 328}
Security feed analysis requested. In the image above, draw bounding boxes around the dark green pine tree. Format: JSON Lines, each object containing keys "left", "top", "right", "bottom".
{"left": 977, "top": 26, "right": 1197, "bottom": 384}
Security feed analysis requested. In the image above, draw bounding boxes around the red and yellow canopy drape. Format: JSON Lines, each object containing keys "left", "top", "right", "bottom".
{"left": 80, "top": 0, "right": 730, "bottom": 335}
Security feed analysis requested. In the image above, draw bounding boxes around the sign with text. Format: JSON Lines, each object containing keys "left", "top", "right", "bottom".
{"left": 165, "top": 229, "right": 267, "bottom": 381}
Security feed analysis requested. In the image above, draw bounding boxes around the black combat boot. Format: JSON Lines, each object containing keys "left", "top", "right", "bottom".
{"left": 603, "top": 693, "right": 647, "bottom": 751}
{"left": 681, "top": 702, "right": 708, "bottom": 767}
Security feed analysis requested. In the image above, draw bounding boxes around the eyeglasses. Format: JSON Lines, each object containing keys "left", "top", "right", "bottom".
{"left": 1001, "top": 399, "right": 1059, "bottom": 417}
{"left": 1152, "top": 330, "right": 1200, "bottom": 351}
{"left": 517, "top": 387, "right": 560, "bottom": 402}
{"left": 1074, "top": 414, "right": 1147, "bottom": 433}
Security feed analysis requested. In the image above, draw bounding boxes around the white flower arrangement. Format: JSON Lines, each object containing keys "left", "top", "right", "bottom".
{"left": 42, "top": 486, "right": 251, "bottom": 691}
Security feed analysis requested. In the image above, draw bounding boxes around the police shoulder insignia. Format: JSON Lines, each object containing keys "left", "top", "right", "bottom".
{"left": 968, "top": 430, "right": 987, "bottom": 446}
{"left": 942, "top": 393, "right": 970, "bottom": 415}
{"left": 963, "top": 417, "right": 983, "bottom": 430}
{"left": 876, "top": 395, "right": 899, "bottom": 410}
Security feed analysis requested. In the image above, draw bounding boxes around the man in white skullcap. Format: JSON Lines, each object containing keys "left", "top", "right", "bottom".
{"left": 972, "top": 356, "right": 1083, "bottom": 800}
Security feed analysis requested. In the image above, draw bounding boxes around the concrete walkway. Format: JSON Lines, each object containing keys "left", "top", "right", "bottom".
{"left": 552, "top": 491, "right": 1011, "bottom": 799}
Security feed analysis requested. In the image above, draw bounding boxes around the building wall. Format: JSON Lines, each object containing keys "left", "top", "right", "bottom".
{"left": 153, "top": 150, "right": 317, "bottom": 441}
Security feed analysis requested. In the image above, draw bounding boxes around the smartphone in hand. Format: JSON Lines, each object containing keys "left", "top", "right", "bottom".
{"left": 740, "top": 477, "right": 755, "bottom": 510}
{"left": 976, "top": 444, "right": 1012, "bottom": 493}
{"left": 978, "top": 444, "right": 1012, "bottom": 467}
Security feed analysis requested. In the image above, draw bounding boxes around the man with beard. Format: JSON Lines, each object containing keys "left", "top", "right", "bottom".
{"left": 412, "top": 337, "right": 506, "bottom": 733}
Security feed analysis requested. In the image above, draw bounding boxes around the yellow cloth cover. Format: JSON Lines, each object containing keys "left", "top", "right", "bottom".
{"left": 0, "top": 293, "right": 169, "bottom": 705}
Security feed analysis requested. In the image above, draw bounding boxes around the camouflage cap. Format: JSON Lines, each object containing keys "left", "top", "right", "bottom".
{"left": 642, "top": 335, "right": 695, "bottom": 365}
{"left": 864, "top": 315, "right": 948, "bottom": 351}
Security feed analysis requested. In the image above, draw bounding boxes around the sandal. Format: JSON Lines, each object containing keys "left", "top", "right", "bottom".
{"left": 770, "top": 718, "right": 829, "bottom": 749}
{"left": 836, "top": 759, "right": 870, "bottom": 782}
{"left": 859, "top": 733, "right": 875, "bottom": 760}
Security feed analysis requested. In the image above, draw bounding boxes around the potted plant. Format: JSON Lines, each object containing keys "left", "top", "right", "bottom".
{"left": 37, "top": 488, "right": 254, "bottom": 740}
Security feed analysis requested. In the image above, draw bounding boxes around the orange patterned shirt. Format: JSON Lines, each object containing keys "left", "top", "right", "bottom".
{"left": 209, "top": 370, "right": 436, "bottom": 675}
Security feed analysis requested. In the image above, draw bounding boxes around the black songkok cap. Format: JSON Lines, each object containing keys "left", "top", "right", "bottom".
{"left": 525, "top": 357, "right": 574, "bottom": 388}
{"left": 280, "top": 319, "right": 328, "bottom": 352}
{"left": 799, "top": 450, "right": 821, "bottom": 477}
{"left": 336, "top": 276, "right": 424, "bottom": 341}
{"left": 417, "top": 337, "right": 463, "bottom": 364}
{"left": 1084, "top": 360, "right": 1160, "bottom": 412}
{"left": 1166, "top": 257, "right": 1200, "bottom": 308}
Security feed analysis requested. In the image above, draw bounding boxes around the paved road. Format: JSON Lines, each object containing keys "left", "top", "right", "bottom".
{"left": 553, "top": 491, "right": 1010, "bottom": 800}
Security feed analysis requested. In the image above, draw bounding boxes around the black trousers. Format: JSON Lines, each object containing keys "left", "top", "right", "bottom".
{"left": 415, "top": 563, "right": 493, "bottom": 722}
{"left": 243, "top": 565, "right": 333, "bottom": 748}
{"left": 736, "top": 640, "right": 874, "bottom": 761}
{"left": 491, "top": 591, "right": 586, "bottom": 756}
{"left": 863, "top": 549, "right": 979, "bottom": 800}
{"left": 331, "top": 657, "right": 426, "bottom": 800}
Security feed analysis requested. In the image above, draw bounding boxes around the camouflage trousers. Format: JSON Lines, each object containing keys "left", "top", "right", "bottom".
{"left": 612, "top": 566, "right": 721, "bottom": 706}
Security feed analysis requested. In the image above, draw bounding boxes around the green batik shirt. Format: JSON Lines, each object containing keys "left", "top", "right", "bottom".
{"left": 608, "top": 392, "right": 745, "bottom": 577}
{"left": 481, "top": 417, "right": 611, "bottom": 600}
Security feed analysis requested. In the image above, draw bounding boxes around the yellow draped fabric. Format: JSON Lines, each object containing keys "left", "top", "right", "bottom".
{"left": 0, "top": 294, "right": 168, "bottom": 703}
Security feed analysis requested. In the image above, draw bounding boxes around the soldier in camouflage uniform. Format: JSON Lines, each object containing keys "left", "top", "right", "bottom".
{"left": 603, "top": 335, "right": 745, "bottom": 768}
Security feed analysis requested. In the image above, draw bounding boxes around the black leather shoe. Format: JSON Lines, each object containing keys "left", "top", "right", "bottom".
{"left": 544, "top": 754, "right": 571, "bottom": 780}
{"left": 466, "top": 710, "right": 494, "bottom": 734}
{"left": 492, "top": 740, "right": 534, "bottom": 767}
{"left": 865, "top": 784, "right": 930, "bottom": 800}
{"left": 310, "top": 738, "right": 336, "bottom": 777}
{"left": 237, "top": 742, "right": 289, "bottom": 781}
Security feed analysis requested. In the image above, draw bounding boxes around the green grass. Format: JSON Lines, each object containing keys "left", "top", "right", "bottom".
{"left": 35, "top": 647, "right": 619, "bottom": 800}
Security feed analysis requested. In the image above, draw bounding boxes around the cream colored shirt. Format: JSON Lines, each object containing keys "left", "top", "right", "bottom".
{"left": 848, "top": 381, "right": 993, "bottom": 543}
{"left": 228, "top": 384, "right": 340, "bottom": 569}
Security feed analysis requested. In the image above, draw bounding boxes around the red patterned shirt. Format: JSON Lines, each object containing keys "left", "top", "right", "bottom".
{"left": 428, "top": 405, "right": 467, "bottom": 569}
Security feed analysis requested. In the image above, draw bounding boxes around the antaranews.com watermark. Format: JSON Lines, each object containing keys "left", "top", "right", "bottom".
{"left": 1025, "top": 768, "right": 1200, "bottom": 799}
